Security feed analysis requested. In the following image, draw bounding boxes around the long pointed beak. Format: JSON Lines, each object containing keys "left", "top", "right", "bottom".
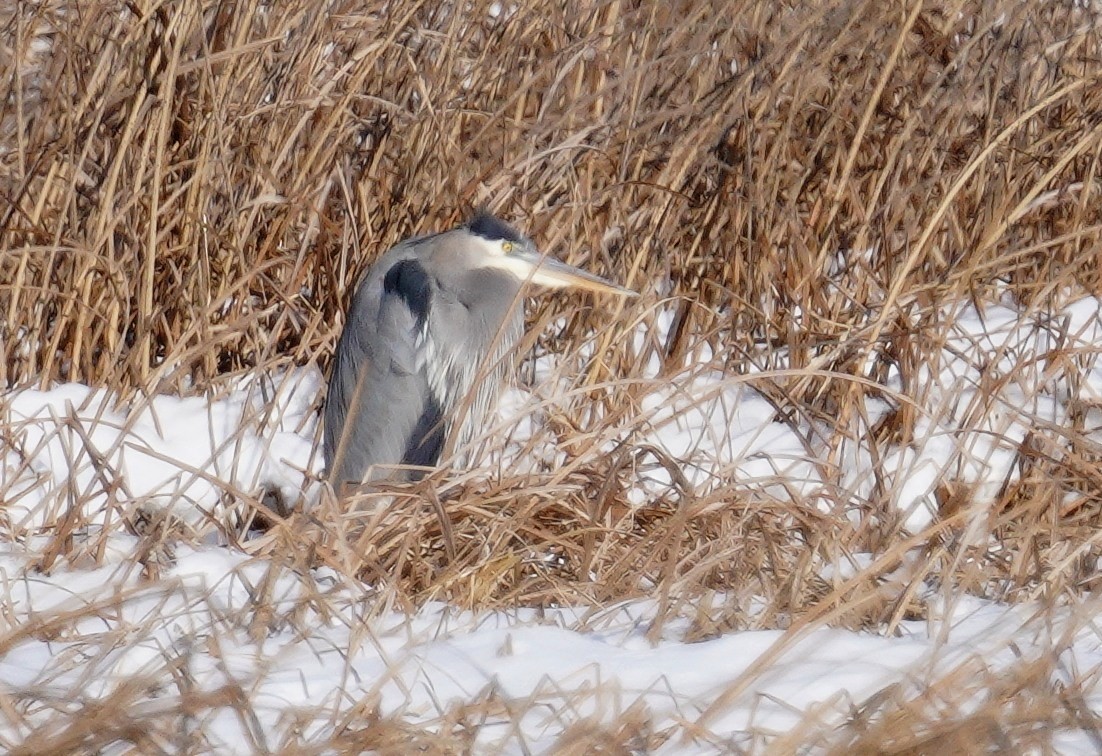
{"left": 509, "top": 248, "right": 638, "bottom": 296}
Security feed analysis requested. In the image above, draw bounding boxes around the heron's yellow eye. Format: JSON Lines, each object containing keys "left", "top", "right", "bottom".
{"left": 501, "top": 241, "right": 513, "bottom": 253}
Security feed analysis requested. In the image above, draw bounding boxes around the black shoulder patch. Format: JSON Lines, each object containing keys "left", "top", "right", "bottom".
{"left": 383, "top": 258, "right": 432, "bottom": 328}
{"left": 467, "top": 211, "right": 524, "bottom": 243}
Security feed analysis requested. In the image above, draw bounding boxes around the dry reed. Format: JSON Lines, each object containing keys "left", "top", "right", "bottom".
{"left": 4, "top": 0, "right": 1102, "bottom": 751}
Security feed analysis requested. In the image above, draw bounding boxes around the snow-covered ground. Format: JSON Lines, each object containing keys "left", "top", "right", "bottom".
{"left": 3, "top": 296, "right": 1102, "bottom": 751}
{"left": 3, "top": 541, "right": 1100, "bottom": 752}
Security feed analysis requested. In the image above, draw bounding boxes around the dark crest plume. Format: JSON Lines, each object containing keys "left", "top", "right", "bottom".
{"left": 466, "top": 211, "right": 525, "bottom": 244}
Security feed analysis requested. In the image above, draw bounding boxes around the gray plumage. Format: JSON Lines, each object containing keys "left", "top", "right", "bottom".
{"left": 323, "top": 212, "right": 635, "bottom": 490}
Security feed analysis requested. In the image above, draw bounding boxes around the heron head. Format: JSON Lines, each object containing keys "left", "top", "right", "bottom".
{"left": 465, "top": 212, "right": 637, "bottom": 297}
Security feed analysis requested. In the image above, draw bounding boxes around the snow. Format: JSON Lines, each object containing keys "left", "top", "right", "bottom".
{"left": 3, "top": 295, "right": 1102, "bottom": 750}
{"left": 3, "top": 540, "right": 1099, "bottom": 752}
{"left": 1, "top": 371, "right": 322, "bottom": 532}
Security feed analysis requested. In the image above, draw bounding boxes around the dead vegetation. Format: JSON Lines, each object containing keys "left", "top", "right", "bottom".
{"left": 4, "top": 0, "right": 1102, "bottom": 751}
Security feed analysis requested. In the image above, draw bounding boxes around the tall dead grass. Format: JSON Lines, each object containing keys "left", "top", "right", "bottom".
{"left": 4, "top": 0, "right": 1101, "bottom": 392}
{"left": 4, "top": 0, "right": 1102, "bottom": 751}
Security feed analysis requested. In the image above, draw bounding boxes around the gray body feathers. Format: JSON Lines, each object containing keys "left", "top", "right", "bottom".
{"left": 323, "top": 226, "right": 524, "bottom": 488}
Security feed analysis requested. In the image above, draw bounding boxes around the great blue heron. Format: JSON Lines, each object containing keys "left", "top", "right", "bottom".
{"left": 323, "top": 212, "right": 635, "bottom": 490}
